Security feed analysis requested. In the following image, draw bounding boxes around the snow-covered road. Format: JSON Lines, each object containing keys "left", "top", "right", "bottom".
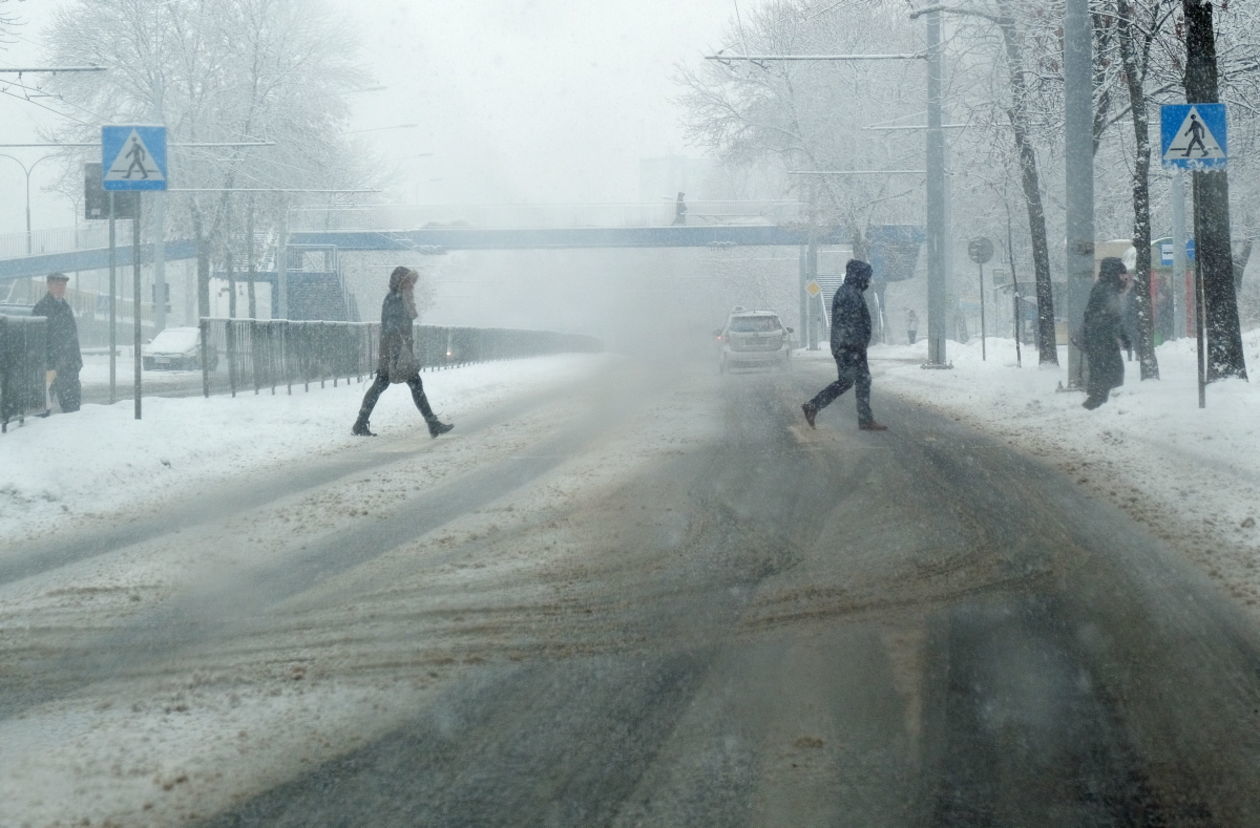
{"left": 4, "top": 345, "right": 1260, "bottom": 825}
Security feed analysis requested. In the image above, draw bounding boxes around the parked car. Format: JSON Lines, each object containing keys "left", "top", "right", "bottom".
{"left": 715, "top": 308, "right": 793, "bottom": 373}
{"left": 141, "top": 326, "right": 217, "bottom": 371}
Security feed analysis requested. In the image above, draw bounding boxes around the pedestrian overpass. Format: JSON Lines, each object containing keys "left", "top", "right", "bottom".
{"left": 0, "top": 202, "right": 919, "bottom": 339}
{"left": 0, "top": 201, "right": 849, "bottom": 283}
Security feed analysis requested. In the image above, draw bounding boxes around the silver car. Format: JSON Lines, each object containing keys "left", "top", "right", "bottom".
{"left": 716, "top": 309, "right": 793, "bottom": 373}
{"left": 141, "top": 326, "right": 218, "bottom": 371}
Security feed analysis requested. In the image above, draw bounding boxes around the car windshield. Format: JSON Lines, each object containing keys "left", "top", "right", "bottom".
{"left": 8, "top": 2, "right": 1260, "bottom": 826}
{"left": 148, "top": 328, "right": 200, "bottom": 351}
{"left": 728, "top": 316, "right": 781, "bottom": 333}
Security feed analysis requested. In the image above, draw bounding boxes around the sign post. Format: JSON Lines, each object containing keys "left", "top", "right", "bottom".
{"left": 968, "top": 237, "right": 994, "bottom": 361}
{"left": 102, "top": 125, "right": 168, "bottom": 420}
{"left": 1161, "top": 103, "right": 1227, "bottom": 408}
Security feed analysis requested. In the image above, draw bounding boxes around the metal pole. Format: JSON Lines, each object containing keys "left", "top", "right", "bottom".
{"left": 925, "top": 8, "right": 948, "bottom": 367}
{"left": 24, "top": 168, "right": 32, "bottom": 256}
{"left": 798, "top": 244, "right": 808, "bottom": 348}
{"left": 1064, "top": 0, "right": 1095, "bottom": 388}
{"left": 807, "top": 237, "right": 819, "bottom": 350}
{"left": 278, "top": 199, "right": 289, "bottom": 319}
{"left": 108, "top": 192, "right": 117, "bottom": 404}
{"left": 1196, "top": 245, "right": 1206, "bottom": 408}
{"left": 978, "top": 262, "right": 987, "bottom": 360}
{"left": 1171, "top": 169, "right": 1188, "bottom": 339}
{"left": 133, "top": 196, "right": 143, "bottom": 420}
{"left": 153, "top": 190, "right": 167, "bottom": 332}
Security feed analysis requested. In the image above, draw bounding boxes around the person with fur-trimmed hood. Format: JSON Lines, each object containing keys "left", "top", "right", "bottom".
{"left": 801, "top": 259, "right": 888, "bottom": 431}
{"left": 1081, "top": 256, "right": 1132, "bottom": 410}
{"left": 351, "top": 266, "right": 453, "bottom": 438}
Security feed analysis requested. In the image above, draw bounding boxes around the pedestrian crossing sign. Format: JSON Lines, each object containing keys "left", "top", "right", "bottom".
{"left": 1161, "top": 104, "right": 1227, "bottom": 170}
{"left": 102, "top": 125, "right": 168, "bottom": 190}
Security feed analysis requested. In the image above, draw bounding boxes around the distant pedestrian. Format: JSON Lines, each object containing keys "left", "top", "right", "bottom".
{"left": 906, "top": 309, "right": 918, "bottom": 344}
{"left": 801, "top": 259, "right": 888, "bottom": 431}
{"left": 351, "top": 266, "right": 453, "bottom": 438}
{"left": 32, "top": 272, "right": 82, "bottom": 414}
{"left": 672, "top": 192, "right": 687, "bottom": 226}
{"left": 1081, "top": 257, "right": 1131, "bottom": 410}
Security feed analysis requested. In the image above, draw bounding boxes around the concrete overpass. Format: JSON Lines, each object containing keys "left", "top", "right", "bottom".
{"left": 0, "top": 224, "right": 845, "bottom": 284}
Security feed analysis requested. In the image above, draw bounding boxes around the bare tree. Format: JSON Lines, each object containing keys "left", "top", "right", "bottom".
{"left": 1181, "top": 0, "right": 1247, "bottom": 380}
{"left": 44, "top": 0, "right": 369, "bottom": 320}
{"left": 677, "top": 0, "right": 928, "bottom": 342}
{"left": 1111, "top": 0, "right": 1180, "bottom": 380}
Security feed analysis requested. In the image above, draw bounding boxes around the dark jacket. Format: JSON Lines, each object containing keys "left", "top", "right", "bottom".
{"left": 376, "top": 291, "right": 417, "bottom": 380}
{"left": 32, "top": 293, "right": 83, "bottom": 373}
{"left": 829, "top": 269, "right": 873, "bottom": 354}
{"left": 1082, "top": 279, "right": 1129, "bottom": 393}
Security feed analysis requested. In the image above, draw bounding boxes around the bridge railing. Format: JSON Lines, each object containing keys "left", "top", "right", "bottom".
{"left": 200, "top": 318, "right": 603, "bottom": 398}
{"left": 0, "top": 224, "right": 113, "bottom": 261}
{"left": 1, "top": 201, "right": 811, "bottom": 271}
{"left": 287, "top": 201, "right": 807, "bottom": 232}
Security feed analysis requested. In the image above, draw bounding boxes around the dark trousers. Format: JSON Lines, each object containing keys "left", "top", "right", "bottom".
{"left": 50, "top": 370, "right": 82, "bottom": 413}
{"left": 356, "top": 372, "right": 435, "bottom": 423}
{"left": 807, "top": 348, "right": 873, "bottom": 424}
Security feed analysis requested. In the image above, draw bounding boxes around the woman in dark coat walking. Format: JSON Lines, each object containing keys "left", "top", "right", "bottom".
{"left": 1081, "top": 257, "right": 1132, "bottom": 410}
{"left": 352, "top": 266, "right": 453, "bottom": 437}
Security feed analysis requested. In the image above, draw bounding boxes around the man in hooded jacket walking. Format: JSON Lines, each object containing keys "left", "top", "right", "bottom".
{"left": 802, "top": 259, "right": 888, "bottom": 431}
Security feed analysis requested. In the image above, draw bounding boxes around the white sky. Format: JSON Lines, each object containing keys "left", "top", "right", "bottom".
{"left": 0, "top": 0, "right": 737, "bottom": 237}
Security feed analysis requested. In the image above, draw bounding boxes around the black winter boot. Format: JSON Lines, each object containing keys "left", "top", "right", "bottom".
{"left": 352, "top": 417, "right": 376, "bottom": 437}
{"left": 427, "top": 418, "right": 454, "bottom": 438}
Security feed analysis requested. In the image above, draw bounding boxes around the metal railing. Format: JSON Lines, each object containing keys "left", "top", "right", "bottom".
{"left": 0, "top": 314, "right": 48, "bottom": 431}
{"left": 286, "top": 201, "right": 807, "bottom": 232}
{"left": 200, "top": 318, "right": 603, "bottom": 398}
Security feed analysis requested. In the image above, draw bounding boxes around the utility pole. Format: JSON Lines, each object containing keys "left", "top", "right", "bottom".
{"left": 1182, "top": 0, "right": 1246, "bottom": 381}
{"left": 924, "top": 8, "right": 949, "bottom": 367}
{"left": 707, "top": 30, "right": 949, "bottom": 365}
{"left": 1063, "top": 0, "right": 1094, "bottom": 390}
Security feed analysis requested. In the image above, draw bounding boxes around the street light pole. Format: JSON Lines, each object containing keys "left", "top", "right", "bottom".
{"left": 1063, "top": 0, "right": 1094, "bottom": 390}
{"left": 0, "top": 153, "right": 57, "bottom": 255}
{"left": 924, "top": 7, "right": 949, "bottom": 367}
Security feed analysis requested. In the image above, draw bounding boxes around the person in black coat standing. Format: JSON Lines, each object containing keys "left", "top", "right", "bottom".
{"left": 351, "top": 266, "right": 453, "bottom": 438}
{"left": 1081, "top": 256, "right": 1132, "bottom": 410}
{"left": 802, "top": 259, "right": 888, "bottom": 431}
{"left": 32, "top": 272, "right": 83, "bottom": 413}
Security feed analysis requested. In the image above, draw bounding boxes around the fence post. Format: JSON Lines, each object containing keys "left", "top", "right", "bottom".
{"left": 252, "top": 320, "right": 262, "bottom": 396}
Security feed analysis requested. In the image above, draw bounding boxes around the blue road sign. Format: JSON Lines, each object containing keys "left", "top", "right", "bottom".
{"left": 102, "top": 125, "right": 168, "bottom": 191}
{"left": 1159, "top": 240, "right": 1195, "bottom": 266}
{"left": 1161, "top": 103, "right": 1227, "bottom": 170}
